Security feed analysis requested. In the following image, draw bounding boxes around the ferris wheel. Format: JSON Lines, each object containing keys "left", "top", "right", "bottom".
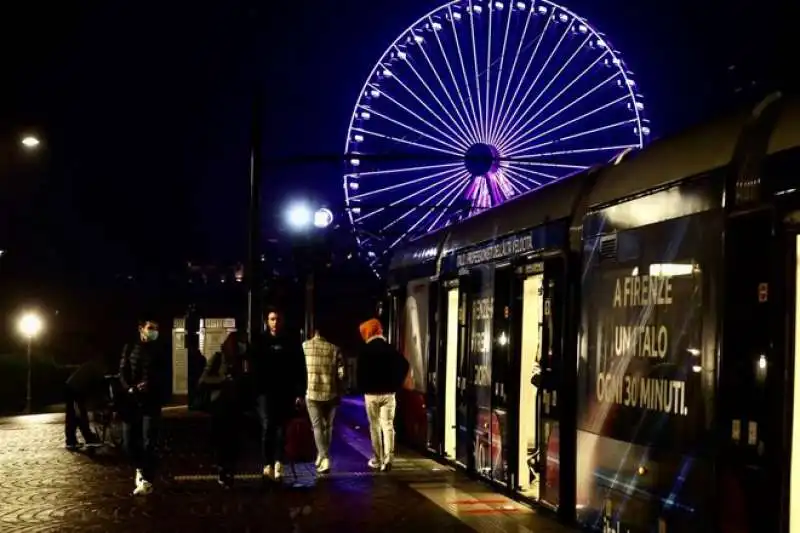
{"left": 344, "top": 0, "right": 650, "bottom": 269}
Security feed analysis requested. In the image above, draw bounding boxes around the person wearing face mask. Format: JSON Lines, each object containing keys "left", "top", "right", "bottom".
{"left": 118, "top": 319, "right": 165, "bottom": 496}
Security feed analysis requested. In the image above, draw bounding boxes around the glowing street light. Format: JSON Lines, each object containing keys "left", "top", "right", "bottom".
{"left": 313, "top": 208, "right": 334, "bottom": 229}
{"left": 18, "top": 311, "right": 44, "bottom": 414}
{"left": 21, "top": 135, "right": 41, "bottom": 149}
{"left": 286, "top": 202, "right": 313, "bottom": 231}
{"left": 285, "top": 202, "right": 334, "bottom": 231}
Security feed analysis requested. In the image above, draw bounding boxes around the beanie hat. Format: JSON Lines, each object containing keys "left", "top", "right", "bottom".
{"left": 359, "top": 318, "right": 383, "bottom": 342}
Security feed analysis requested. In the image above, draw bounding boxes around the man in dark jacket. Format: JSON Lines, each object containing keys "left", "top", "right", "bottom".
{"left": 119, "top": 319, "right": 165, "bottom": 496}
{"left": 250, "top": 308, "right": 307, "bottom": 481}
{"left": 199, "top": 331, "right": 246, "bottom": 488}
{"left": 356, "top": 318, "right": 409, "bottom": 472}
{"left": 64, "top": 356, "right": 105, "bottom": 449}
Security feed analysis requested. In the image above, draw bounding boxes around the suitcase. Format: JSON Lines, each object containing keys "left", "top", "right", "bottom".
{"left": 284, "top": 408, "right": 316, "bottom": 476}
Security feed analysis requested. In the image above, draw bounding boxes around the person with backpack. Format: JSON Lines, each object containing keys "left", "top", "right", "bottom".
{"left": 356, "top": 318, "right": 409, "bottom": 472}
{"left": 198, "top": 331, "right": 247, "bottom": 488}
{"left": 118, "top": 319, "right": 166, "bottom": 496}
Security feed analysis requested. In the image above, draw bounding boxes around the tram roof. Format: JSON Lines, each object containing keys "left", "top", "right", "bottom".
{"left": 767, "top": 96, "right": 800, "bottom": 155}
{"left": 388, "top": 170, "right": 592, "bottom": 272}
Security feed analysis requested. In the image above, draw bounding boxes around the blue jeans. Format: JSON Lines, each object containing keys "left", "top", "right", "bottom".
{"left": 256, "top": 395, "right": 285, "bottom": 465}
{"left": 307, "top": 399, "right": 337, "bottom": 460}
{"left": 122, "top": 411, "right": 160, "bottom": 482}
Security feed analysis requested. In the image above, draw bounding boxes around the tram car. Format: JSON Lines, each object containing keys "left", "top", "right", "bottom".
{"left": 384, "top": 92, "right": 800, "bottom": 533}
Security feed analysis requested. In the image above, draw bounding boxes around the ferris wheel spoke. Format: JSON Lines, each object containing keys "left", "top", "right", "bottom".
{"left": 382, "top": 172, "right": 469, "bottom": 231}
{"left": 487, "top": 3, "right": 515, "bottom": 146}
{"left": 359, "top": 105, "right": 468, "bottom": 152}
{"left": 396, "top": 42, "right": 474, "bottom": 146}
{"left": 498, "top": 31, "right": 592, "bottom": 145}
{"left": 492, "top": 4, "right": 533, "bottom": 146}
{"left": 350, "top": 166, "right": 467, "bottom": 201}
{"left": 502, "top": 95, "right": 629, "bottom": 155}
{"left": 506, "top": 162, "right": 558, "bottom": 180}
{"left": 467, "top": 1, "right": 486, "bottom": 141}
{"left": 508, "top": 117, "right": 638, "bottom": 156}
{"left": 500, "top": 169, "right": 533, "bottom": 195}
{"left": 353, "top": 168, "right": 466, "bottom": 224}
{"left": 484, "top": 2, "right": 494, "bottom": 146}
{"left": 380, "top": 62, "right": 471, "bottom": 147}
{"left": 368, "top": 83, "right": 472, "bottom": 151}
{"left": 502, "top": 165, "right": 544, "bottom": 188}
{"left": 492, "top": 168, "right": 517, "bottom": 200}
{"left": 498, "top": 52, "right": 612, "bottom": 152}
{"left": 346, "top": 161, "right": 462, "bottom": 178}
{"left": 513, "top": 145, "right": 639, "bottom": 161}
{"left": 494, "top": 16, "right": 551, "bottom": 142}
{"left": 426, "top": 176, "right": 473, "bottom": 233}
{"left": 413, "top": 26, "right": 478, "bottom": 144}
{"left": 447, "top": 5, "right": 483, "bottom": 143}
{"left": 388, "top": 175, "right": 471, "bottom": 251}
{"left": 429, "top": 16, "right": 481, "bottom": 143}
{"left": 513, "top": 160, "right": 589, "bottom": 171}
{"left": 352, "top": 127, "right": 463, "bottom": 157}
{"left": 497, "top": 21, "right": 572, "bottom": 146}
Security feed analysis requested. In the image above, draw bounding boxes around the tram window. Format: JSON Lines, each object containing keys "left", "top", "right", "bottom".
{"left": 764, "top": 146, "right": 800, "bottom": 196}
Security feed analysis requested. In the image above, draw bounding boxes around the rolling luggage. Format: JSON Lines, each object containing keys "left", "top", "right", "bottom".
{"left": 284, "top": 407, "right": 316, "bottom": 479}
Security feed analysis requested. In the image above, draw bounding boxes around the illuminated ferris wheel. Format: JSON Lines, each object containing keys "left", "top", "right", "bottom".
{"left": 344, "top": 0, "right": 650, "bottom": 269}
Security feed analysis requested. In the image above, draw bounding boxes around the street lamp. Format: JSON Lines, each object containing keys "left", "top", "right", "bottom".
{"left": 21, "top": 135, "right": 41, "bottom": 149}
{"left": 18, "top": 311, "right": 44, "bottom": 414}
{"left": 284, "top": 202, "right": 334, "bottom": 231}
{"left": 283, "top": 202, "right": 335, "bottom": 339}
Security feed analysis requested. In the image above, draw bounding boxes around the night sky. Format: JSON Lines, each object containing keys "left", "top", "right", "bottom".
{"left": 0, "top": 0, "right": 794, "bottom": 290}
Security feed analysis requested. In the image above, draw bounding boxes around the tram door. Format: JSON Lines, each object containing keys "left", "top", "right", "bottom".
{"left": 719, "top": 211, "right": 784, "bottom": 533}
{"left": 790, "top": 233, "right": 800, "bottom": 533}
{"left": 455, "top": 276, "right": 473, "bottom": 467}
{"left": 517, "top": 270, "right": 544, "bottom": 500}
{"left": 443, "top": 286, "right": 460, "bottom": 459}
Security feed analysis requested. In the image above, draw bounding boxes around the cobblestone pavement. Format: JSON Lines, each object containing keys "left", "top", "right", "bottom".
{"left": 0, "top": 400, "right": 573, "bottom": 533}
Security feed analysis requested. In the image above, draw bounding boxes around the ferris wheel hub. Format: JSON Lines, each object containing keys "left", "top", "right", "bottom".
{"left": 464, "top": 143, "right": 500, "bottom": 177}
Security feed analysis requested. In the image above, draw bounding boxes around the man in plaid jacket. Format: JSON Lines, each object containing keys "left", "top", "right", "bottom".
{"left": 302, "top": 326, "right": 344, "bottom": 474}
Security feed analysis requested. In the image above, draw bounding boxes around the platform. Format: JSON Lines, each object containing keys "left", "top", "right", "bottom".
{"left": 0, "top": 398, "right": 574, "bottom": 532}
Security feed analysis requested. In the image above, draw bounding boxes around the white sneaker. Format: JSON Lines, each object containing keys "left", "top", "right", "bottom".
{"left": 315, "top": 455, "right": 323, "bottom": 468}
{"left": 132, "top": 480, "right": 153, "bottom": 496}
{"left": 317, "top": 457, "right": 331, "bottom": 474}
{"left": 262, "top": 465, "right": 274, "bottom": 479}
{"left": 274, "top": 461, "right": 284, "bottom": 480}
{"left": 368, "top": 457, "right": 381, "bottom": 469}
{"left": 135, "top": 469, "right": 144, "bottom": 487}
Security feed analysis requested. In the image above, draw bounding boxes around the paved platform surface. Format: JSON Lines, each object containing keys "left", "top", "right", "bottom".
{"left": 0, "top": 398, "right": 574, "bottom": 533}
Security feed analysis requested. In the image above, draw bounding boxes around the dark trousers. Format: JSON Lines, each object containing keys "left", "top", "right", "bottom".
{"left": 64, "top": 385, "right": 94, "bottom": 445}
{"left": 256, "top": 394, "right": 286, "bottom": 465}
{"left": 211, "top": 400, "right": 241, "bottom": 475}
{"left": 122, "top": 410, "right": 160, "bottom": 482}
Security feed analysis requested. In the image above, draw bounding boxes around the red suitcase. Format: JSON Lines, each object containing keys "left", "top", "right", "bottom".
{"left": 284, "top": 408, "right": 316, "bottom": 465}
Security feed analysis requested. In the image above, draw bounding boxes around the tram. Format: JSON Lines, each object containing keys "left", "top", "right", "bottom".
{"left": 384, "top": 93, "right": 800, "bottom": 533}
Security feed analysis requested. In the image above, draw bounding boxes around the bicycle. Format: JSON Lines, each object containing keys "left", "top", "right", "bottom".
{"left": 90, "top": 374, "right": 124, "bottom": 450}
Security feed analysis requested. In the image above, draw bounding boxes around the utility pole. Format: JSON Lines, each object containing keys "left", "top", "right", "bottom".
{"left": 246, "top": 3, "right": 263, "bottom": 346}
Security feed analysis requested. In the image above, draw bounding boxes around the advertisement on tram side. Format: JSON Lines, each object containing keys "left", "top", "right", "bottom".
{"left": 576, "top": 213, "right": 719, "bottom": 532}
{"left": 400, "top": 279, "right": 429, "bottom": 448}
{"left": 467, "top": 264, "right": 510, "bottom": 483}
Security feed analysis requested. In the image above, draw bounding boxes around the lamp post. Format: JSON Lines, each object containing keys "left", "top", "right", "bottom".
{"left": 18, "top": 311, "right": 44, "bottom": 414}
{"left": 284, "top": 202, "right": 333, "bottom": 338}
